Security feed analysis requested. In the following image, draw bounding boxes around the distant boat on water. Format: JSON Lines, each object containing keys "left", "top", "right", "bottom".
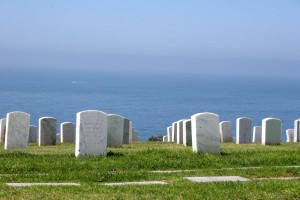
{"left": 72, "top": 81, "right": 87, "bottom": 84}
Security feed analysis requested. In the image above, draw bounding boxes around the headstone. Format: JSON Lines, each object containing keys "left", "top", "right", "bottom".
{"left": 4, "top": 111, "right": 30, "bottom": 149}
{"left": 107, "top": 114, "right": 124, "bottom": 147}
{"left": 183, "top": 119, "right": 192, "bottom": 146}
{"left": 56, "top": 134, "right": 61, "bottom": 143}
{"left": 75, "top": 110, "right": 108, "bottom": 157}
{"left": 219, "top": 121, "right": 233, "bottom": 142}
{"left": 129, "top": 121, "right": 133, "bottom": 142}
{"left": 123, "top": 118, "right": 130, "bottom": 144}
{"left": 236, "top": 117, "right": 252, "bottom": 144}
{"left": 191, "top": 112, "right": 220, "bottom": 154}
{"left": 252, "top": 126, "right": 262, "bottom": 143}
{"left": 167, "top": 126, "right": 172, "bottom": 142}
{"left": 163, "top": 136, "right": 168, "bottom": 142}
{"left": 28, "top": 125, "right": 37, "bottom": 143}
{"left": 262, "top": 118, "right": 281, "bottom": 145}
{"left": 172, "top": 122, "right": 177, "bottom": 142}
{"left": 60, "top": 122, "right": 75, "bottom": 143}
{"left": 132, "top": 129, "right": 139, "bottom": 141}
{"left": 177, "top": 120, "right": 184, "bottom": 144}
{"left": 0, "top": 118, "right": 6, "bottom": 143}
{"left": 294, "top": 119, "right": 300, "bottom": 142}
{"left": 286, "top": 129, "right": 294, "bottom": 142}
{"left": 38, "top": 117, "right": 57, "bottom": 146}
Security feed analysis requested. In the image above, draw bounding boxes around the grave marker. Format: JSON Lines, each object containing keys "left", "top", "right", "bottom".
{"left": 28, "top": 125, "right": 37, "bottom": 143}
{"left": 286, "top": 129, "right": 294, "bottom": 142}
{"left": 0, "top": 118, "right": 6, "bottom": 143}
{"left": 4, "top": 112, "right": 30, "bottom": 149}
{"left": 60, "top": 122, "right": 75, "bottom": 143}
{"left": 191, "top": 112, "right": 220, "bottom": 154}
{"left": 219, "top": 121, "right": 233, "bottom": 142}
{"left": 236, "top": 117, "right": 252, "bottom": 144}
{"left": 107, "top": 114, "right": 124, "bottom": 147}
{"left": 39, "top": 117, "right": 57, "bottom": 146}
{"left": 183, "top": 119, "right": 192, "bottom": 146}
{"left": 75, "top": 110, "right": 108, "bottom": 157}
{"left": 252, "top": 126, "right": 262, "bottom": 143}
{"left": 262, "top": 118, "right": 281, "bottom": 145}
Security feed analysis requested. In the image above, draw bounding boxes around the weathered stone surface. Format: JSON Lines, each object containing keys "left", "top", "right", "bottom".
{"left": 129, "top": 121, "right": 133, "bottom": 142}
{"left": 5, "top": 112, "right": 30, "bottom": 149}
{"left": 191, "top": 112, "right": 220, "bottom": 154}
{"left": 177, "top": 120, "right": 185, "bottom": 144}
{"left": 60, "top": 122, "right": 75, "bottom": 143}
{"left": 236, "top": 117, "right": 252, "bottom": 144}
{"left": 262, "top": 118, "right": 281, "bottom": 145}
{"left": 163, "top": 136, "right": 168, "bottom": 142}
{"left": 186, "top": 176, "right": 250, "bottom": 183}
{"left": 183, "top": 119, "right": 192, "bottom": 146}
{"left": 123, "top": 118, "right": 130, "bottom": 144}
{"left": 172, "top": 122, "right": 177, "bottom": 142}
{"left": 132, "top": 129, "right": 139, "bottom": 141}
{"left": 219, "top": 121, "right": 233, "bottom": 142}
{"left": 0, "top": 118, "right": 6, "bottom": 143}
{"left": 167, "top": 126, "right": 172, "bottom": 142}
{"left": 294, "top": 119, "right": 300, "bottom": 142}
{"left": 107, "top": 114, "right": 124, "bottom": 147}
{"left": 28, "top": 125, "right": 37, "bottom": 143}
{"left": 75, "top": 110, "right": 107, "bottom": 157}
{"left": 252, "top": 126, "right": 262, "bottom": 143}
{"left": 286, "top": 129, "right": 294, "bottom": 142}
{"left": 39, "top": 117, "right": 57, "bottom": 146}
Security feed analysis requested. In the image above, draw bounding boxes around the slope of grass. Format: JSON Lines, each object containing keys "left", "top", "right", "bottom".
{"left": 0, "top": 142, "right": 299, "bottom": 199}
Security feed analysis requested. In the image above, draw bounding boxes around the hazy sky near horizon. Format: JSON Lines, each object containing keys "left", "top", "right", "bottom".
{"left": 0, "top": 1, "right": 299, "bottom": 78}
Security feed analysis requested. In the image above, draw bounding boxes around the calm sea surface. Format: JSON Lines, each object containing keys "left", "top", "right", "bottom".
{"left": 0, "top": 69, "right": 299, "bottom": 141}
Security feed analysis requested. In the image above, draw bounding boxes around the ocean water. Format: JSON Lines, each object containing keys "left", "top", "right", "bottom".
{"left": 0, "top": 69, "right": 299, "bottom": 141}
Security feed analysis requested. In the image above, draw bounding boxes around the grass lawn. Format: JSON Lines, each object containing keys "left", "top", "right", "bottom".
{"left": 0, "top": 142, "right": 300, "bottom": 199}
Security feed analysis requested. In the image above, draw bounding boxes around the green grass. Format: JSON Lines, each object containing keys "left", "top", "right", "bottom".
{"left": 0, "top": 142, "right": 300, "bottom": 199}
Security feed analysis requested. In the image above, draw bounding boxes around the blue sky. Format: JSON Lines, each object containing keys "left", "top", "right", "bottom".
{"left": 0, "top": 0, "right": 299, "bottom": 78}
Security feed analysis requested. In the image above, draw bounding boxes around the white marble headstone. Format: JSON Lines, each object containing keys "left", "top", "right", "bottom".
{"left": 123, "top": 118, "right": 130, "bottom": 144}
{"left": 5, "top": 111, "right": 30, "bottom": 149}
{"left": 183, "top": 119, "right": 192, "bottom": 146}
{"left": 132, "top": 129, "right": 139, "bottom": 142}
{"left": 262, "top": 118, "right": 281, "bottom": 145}
{"left": 39, "top": 117, "right": 57, "bottom": 146}
{"left": 129, "top": 121, "right": 133, "bottom": 143}
{"left": 75, "top": 110, "right": 108, "bottom": 157}
{"left": 294, "top": 119, "right": 300, "bottom": 142}
{"left": 172, "top": 122, "right": 177, "bottom": 142}
{"left": 191, "top": 112, "right": 220, "bottom": 154}
{"left": 28, "top": 125, "right": 37, "bottom": 143}
{"left": 236, "top": 117, "right": 252, "bottom": 144}
{"left": 167, "top": 126, "right": 172, "bottom": 142}
{"left": 60, "top": 122, "right": 75, "bottom": 143}
{"left": 0, "top": 118, "right": 6, "bottom": 143}
{"left": 163, "top": 136, "right": 168, "bottom": 142}
{"left": 286, "top": 129, "right": 294, "bottom": 142}
{"left": 219, "top": 121, "right": 233, "bottom": 142}
{"left": 107, "top": 114, "right": 124, "bottom": 147}
{"left": 177, "top": 120, "right": 185, "bottom": 144}
{"left": 252, "top": 126, "right": 262, "bottom": 143}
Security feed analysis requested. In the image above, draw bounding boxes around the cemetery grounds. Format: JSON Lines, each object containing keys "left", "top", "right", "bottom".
{"left": 0, "top": 142, "right": 299, "bottom": 199}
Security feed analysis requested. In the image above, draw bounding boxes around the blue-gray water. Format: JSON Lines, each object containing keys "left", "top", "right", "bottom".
{"left": 0, "top": 69, "right": 299, "bottom": 141}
